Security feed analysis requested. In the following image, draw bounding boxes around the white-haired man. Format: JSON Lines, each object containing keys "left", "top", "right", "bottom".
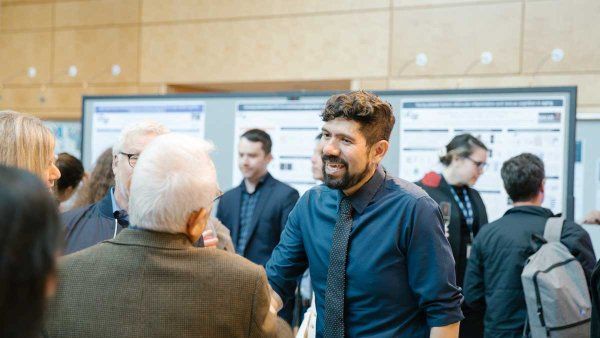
{"left": 46, "top": 134, "right": 292, "bottom": 338}
{"left": 62, "top": 121, "right": 233, "bottom": 254}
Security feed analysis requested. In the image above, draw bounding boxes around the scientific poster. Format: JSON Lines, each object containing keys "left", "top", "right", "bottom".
{"left": 45, "top": 120, "right": 82, "bottom": 159}
{"left": 398, "top": 96, "right": 567, "bottom": 222}
{"left": 233, "top": 101, "right": 324, "bottom": 196}
{"left": 88, "top": 99, "right": 205, "bottom": 165}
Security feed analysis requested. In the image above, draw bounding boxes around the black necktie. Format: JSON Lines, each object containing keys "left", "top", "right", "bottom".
{"left": 324, "top": 197, "right": 353, "bottom": 338}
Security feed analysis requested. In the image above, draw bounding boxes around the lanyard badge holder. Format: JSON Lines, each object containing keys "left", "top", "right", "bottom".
{"left": 449, "top": 187, "right": 475, "bottom": 258}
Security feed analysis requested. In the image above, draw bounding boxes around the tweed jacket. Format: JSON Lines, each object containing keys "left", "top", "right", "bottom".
{"left": 45, "top": 228, "right": 290, "bottom": 338}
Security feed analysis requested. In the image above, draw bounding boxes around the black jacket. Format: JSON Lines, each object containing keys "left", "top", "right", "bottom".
{"left": 62, "top": 191, "right": 122, "bottom": 255}
{"left": 216, "top": 173, "right": 299, "bottom": 267}
{"left": 416, "top": 171, "right": 488, "bottom": 287}
{"left": 463, "top": 206, "right": 596, "bottom": 338}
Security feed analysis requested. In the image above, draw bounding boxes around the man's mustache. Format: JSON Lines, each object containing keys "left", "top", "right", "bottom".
{"left": 322, "top": 155, "right": 348, "bottom": 167}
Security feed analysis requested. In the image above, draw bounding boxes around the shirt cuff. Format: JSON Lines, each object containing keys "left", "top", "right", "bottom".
{"left": 426, "top": 310, "right": 464, "bottom": 328}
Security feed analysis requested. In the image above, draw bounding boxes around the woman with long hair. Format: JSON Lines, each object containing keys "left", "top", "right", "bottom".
{"left": 72, "top": 147, "right": 114, "bottom": 208}
{"left": 0, "top": 111, "right": 61, "bottom": 189}
{"left": 0, "top": 111, "right": 62, "bottom": 338}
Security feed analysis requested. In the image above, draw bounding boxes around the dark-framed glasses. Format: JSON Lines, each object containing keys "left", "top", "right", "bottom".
{"left": 466, "top": 157, "right": 487, "bottom": 170}
{"left": 119, "top": 152, "right": 140, "bottom": 168}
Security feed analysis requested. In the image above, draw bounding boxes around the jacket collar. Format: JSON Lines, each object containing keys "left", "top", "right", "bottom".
{"left": 339, "top": 165, "right": 386, "bottom": 215}
{"left": 108, "top": 228, "right": 194, "bottom": 250}
{"left": 98, "top": 188, "right": 116, "bottom": 219}
{"left": 239, "top": 172, "right": 272, "bottom": 193}
{"left": 504, "top": 205, "right": 554, "bottom": 218}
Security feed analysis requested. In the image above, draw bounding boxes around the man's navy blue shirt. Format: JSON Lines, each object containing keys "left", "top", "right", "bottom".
{"left": 266, "top": 166, "right": 463, "bottom": 337}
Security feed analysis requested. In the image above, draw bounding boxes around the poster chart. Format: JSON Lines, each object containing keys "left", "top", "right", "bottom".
{"left": 44, "top": 120, "right": 82, "bottom": 159}
{"left": 83, "top": 99, "right": 205, "bottom": 168}
{"left": 233, "top": 101, "right": 324, "bottom": 196}
{"left": 398, "top": 95, "right": 568, "bottom": 222}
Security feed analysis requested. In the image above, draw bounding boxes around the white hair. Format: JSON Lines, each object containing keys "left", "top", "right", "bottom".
{"left": 112, "top": 121, "right": 170, "bottom": 156}
{"left": 128, "top": 133, "right": 219, "bottom": 234}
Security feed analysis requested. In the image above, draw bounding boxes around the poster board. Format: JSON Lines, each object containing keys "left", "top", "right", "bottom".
{"left": 233, "top": 101, "right": 324, "bottom": 195}
{"left": 83, "top": 87, "right": 576, "bottom": 221}
{"left": 82, "top": 98, "right": 206, "bottom": 167}
{"left": 394, "top": 90, "right": 574, "bottom": 222}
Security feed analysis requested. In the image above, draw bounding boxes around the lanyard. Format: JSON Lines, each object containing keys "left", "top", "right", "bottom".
{"left": 449, "top": 186, "right": 474, "bottom": 232}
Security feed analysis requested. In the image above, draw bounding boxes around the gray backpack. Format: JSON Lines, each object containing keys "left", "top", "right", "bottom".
{"left": 521, "top": 217, "right": 591, "bottom": 338}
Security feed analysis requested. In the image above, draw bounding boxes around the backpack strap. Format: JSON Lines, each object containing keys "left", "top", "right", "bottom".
{"left": 543, "top": 216, "right": 565, "bottom": 243}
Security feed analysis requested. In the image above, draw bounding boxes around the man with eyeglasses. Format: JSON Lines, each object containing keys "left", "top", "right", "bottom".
{"left": 62, "top": 121, "right": 234, "bottom": 255}
{"left": 416, "top": 133, "right": 489, "bottom": 338}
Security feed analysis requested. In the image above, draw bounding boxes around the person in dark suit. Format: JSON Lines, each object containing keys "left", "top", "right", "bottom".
{"left": 416, "top": 133, "right": 489, "bottom": 338}
{"left": 217, "top": 129, "right": 299, "bottom": 323}
{"left": 217, "top": 129, "right": 299, "bottom": 266}
{"left": 45, "top": 134, "right": 292, "bottom": 338}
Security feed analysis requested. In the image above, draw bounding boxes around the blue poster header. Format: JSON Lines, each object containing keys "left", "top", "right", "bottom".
{"left": 403, "top": 99, "right": 564, "bottom": 109}
{"left": 95, "top": 104, "right": 204, "bottom": 113}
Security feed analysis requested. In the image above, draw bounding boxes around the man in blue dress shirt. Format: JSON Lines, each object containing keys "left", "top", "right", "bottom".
{"left": 266, "top": 91, "right": 463, "bottom": 338}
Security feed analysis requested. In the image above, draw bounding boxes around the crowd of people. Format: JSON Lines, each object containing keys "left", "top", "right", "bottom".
{"left": 1, "top": 90, "right": 600, "bottom": 338}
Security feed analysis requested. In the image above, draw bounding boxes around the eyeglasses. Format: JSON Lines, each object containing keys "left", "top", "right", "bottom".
{"left": 119, "top": 152, "right": 140, "bottom": 168}
{"left": 466, "top": 157, "right": 488, "bottom": 170}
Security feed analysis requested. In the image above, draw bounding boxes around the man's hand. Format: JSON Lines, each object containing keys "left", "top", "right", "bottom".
{"left": 430, "top": 322, "right": 460, "bottom": 338}
{"left": 269, "top": 286, "right": 283, "bottom": 315}
{"left": 582, "top": 210, "right": 600, "bottom": 225}
{"left": 202, "top": 229, "right": 218, "bottom": 248}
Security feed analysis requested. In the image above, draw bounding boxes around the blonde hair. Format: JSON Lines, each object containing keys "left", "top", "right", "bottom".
{"left": 0, "top": 110, "right": 55, "bottom": 178}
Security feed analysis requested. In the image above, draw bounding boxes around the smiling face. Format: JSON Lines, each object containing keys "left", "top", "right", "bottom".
{"left": 321, "top": 118, "right": 378, "bottom": 192}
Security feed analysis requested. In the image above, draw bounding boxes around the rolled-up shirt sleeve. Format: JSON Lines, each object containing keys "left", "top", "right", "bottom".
{"left": 266, "top": 201, "right": 308, "bottom": 303}
{"left": 403, "top": 196, "right": 464, "bottom": 328}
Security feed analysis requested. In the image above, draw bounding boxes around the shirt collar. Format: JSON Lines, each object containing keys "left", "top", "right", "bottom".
{"left": 110, "top": 187, "right": 124, "bottom": 214}
{"left": 241, "top": 172, "right": 270, "bottom": 194}
{"left": 339, "top": 165, "right": 386, "bottom": 215}
{"left": 109, "top": 228, "right": 193, "bottom": 249}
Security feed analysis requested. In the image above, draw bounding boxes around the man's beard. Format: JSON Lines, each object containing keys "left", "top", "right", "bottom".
{"left": 322, "top": 154, "right": 371, "bottom": 190}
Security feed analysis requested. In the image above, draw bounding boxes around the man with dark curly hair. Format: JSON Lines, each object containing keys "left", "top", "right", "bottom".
{"left": 267, "top": 91, "right": 463, "bottom": 338}
{"left": 463, "top": 153, "right": 595, "bottom": 338}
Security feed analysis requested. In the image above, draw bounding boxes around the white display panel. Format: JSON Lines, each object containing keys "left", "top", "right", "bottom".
{"left": 398, "top": 95, "right": 568, "bottom": 222}
{"left": 45, "top": 120, "right": 82, "bottom": 159}
{"left": 86, "top": 99, "right": 205, "bottom": 166}
{"left": 233, "top": 101, "right": 324, "bottom": 196}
